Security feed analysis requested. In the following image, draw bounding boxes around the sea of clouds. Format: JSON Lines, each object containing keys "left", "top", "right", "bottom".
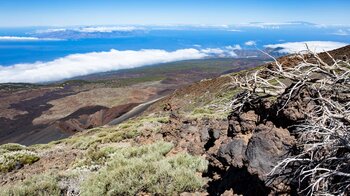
{"left": 0, "top": 36, "right": 62, "bottom": 41}
{"left": 0, "top": 47, "right": 239, "bottom": 83}
{"left": 0, "top": 41, "right": 348, "bottom": 84}
{"left": 35, "top": 26, "right": 142, "bottom": 34}
{"left": 264, "top": 41, "right": 348, "bottom": 53}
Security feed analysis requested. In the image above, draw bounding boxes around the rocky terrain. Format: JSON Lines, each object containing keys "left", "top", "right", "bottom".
{"left": 0, "top": 46, "right": 350, "bottom": 195}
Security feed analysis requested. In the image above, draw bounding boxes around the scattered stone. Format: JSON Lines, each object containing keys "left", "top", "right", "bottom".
{"left": 200, "top": 128, "right": 210, "bottom": 142}
{"left": 212, "top": 130, "right": 220, "bottom": 139}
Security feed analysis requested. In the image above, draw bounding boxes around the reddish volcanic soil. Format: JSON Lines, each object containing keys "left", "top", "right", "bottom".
{"left": 0, "top": 58, "right": 265, "bottom": 145}
{"left": 0, "top": 83, "right": 166, "bottom": 145}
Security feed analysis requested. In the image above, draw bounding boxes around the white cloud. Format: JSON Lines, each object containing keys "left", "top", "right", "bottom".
{"left": 0, "top": 36, "right": 61, "bottom": 41}
{"left": 201, "top": 48, "right": 225, "bottom": 54}
{"left": 245, "top": 41, "right": 256, "bottom": 46}
{"left": 264, "top": 41, "right": 348, "bottom": 53}
{"left": 246, "top": 56, "right": 258, "bottom": 58}
{"left": 35, "top": 28, "right": 67, "bottom": 33}
{"left": 333, "top": 29, "right": 349, "bottom": 36}
{"left": 226, "top": 51, "right": 238, "bottom": 57}
{"left": 201, "top": 48, "right": 238, "bottom": 57}
{"left": 227, "top": 29, "right": 242, "bottom": 32}
{"left": 238, "top": 22, "right": 297, "bottom": 29}
{"left": 226, "top": 45, "right": 242, "bottom": 50}
{"left": 191, "top": 24, "right": 229, "bottom": 29}
{"left": 0, "top": 48, "right": 237, "bottom": 83}
{"left": 315, "top": 24, "right": 350, "bottom": 28}
{"left": 78, "top": 26, "right": 141, "bottom": 33}
{"left": 36, "top": 26, "right": 143, "bottom": 34}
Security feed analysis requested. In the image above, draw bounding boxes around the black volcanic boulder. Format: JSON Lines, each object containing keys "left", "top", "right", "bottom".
{"left": 245, "top": 122, "right": 295, "bottom": 179}
{"left": 212, "top": 94, "right": 297, "bottom": 195}
{"left": 217, "top": 121, "right": 294, "bottom": 179}
{"left": 218, "top": 138, "right": 247, "bottom": 168}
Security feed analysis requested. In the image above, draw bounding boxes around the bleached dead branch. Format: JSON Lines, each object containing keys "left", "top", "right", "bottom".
{"left": 230, "top": 48, "right": 350, "bottom": 195}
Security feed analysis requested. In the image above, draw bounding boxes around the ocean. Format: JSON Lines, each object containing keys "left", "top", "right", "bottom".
{"left": 1, "top": 24, "right": 349, "bottom": 66}
{"left": 0, "top": 24, "right": 349, "bottom": 83}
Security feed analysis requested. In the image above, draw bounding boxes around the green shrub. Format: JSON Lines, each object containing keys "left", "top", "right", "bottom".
{"left": 0, "top": 143, "right": 26, "bottom": 152}
{"left": 65, "top": 127, "right": 140, "bottom": 150}
{"left": 157, "top": 117, "right": 170, "bottom": 123}
{"left": 168, "top": 153, "right": 208, "bottom": 172}
{"left": 80, "top": 142, "right": 208, "bottom": 195}
{"left": 64, "top": 115, "right": 169, "bottom": 150}
{"left": 74, "top": 145, "right": 111, "bottom": 167}
{"left": 0, "top": 150, "right": 40, "bottom": 172}
{"left": 102, "top": 129, "right": 139, "bottom": 143}
{"left": 0, "top": 173, "right": 61, "bottom": 196}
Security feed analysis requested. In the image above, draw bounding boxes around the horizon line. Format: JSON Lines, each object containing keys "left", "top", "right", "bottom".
{"left": 1, "top": 21, "right": 350, "bottom": 28}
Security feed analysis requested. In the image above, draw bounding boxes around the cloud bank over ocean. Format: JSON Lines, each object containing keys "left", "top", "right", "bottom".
{"left": 0, "top": 36, "right": 62, "bottom": 41}
{"left": 36, "top": 26, "right": 142, "bottom": 34}
{"left": 264, "top": 41, "right": 348, "bottom": 53}
{"left": 0, "top": 47, "right": 238, "bottom": 83}
{"left": 332, "top": 29, "right": 350, "bottom": 36}
{"left": 245, "top": 41, "right": 256, "bottom": 46}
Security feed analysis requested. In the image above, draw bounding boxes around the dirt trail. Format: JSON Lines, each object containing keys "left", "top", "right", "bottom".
{"left": 107, "top": 96, "right": 165, "bottom": 125}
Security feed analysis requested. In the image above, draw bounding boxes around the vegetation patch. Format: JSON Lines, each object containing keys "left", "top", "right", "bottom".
{"left": 0, "top": 173, "right": 61, "bottom": 196}
{"left": 64, "top": 115, "right": 169, "bottom": 150}
{"left": 0, "top": 150, "right": 40, "bottom": 173}
{"left": 0, "top": 143, "right": 26, "bottom": 153}
{"left": 74, "top": 145, "right": 115, "bottom": 168}
{"left": 64, "top": 126, "right": 139, "bottom": 150}
{"left": 190, "top": 86, "right": 241, "bottom": 119}
{"left": 81, "top": 141, "right": 208, "bottom": 195}
{"left": 0, "top": 143, "right": 40, "bottom": 173}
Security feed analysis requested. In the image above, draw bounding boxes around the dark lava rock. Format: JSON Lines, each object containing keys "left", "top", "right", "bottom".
{"left": 218, "top": 138, "right": 247, "bottom": 168}
{"left": 245, "top": 123, "right": 295, "bottom": 179}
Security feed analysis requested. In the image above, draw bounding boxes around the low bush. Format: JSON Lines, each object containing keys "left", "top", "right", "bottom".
{"left": 81, "top": 141, "right": 208, "bottom": 195}
{"left": 0, "top": 150, "right": 40, "bottom": 172}
{"left": 65, "top": 116, "right": 168, "bottom": 150}
{"left": 0, "top": 173, "right": 61, "bottom": 196}
{"left": 0, "top": 143, "right": 40, "bottom": 173}
{"left": 0, "top": 143, "right": 26, "bottom": 152}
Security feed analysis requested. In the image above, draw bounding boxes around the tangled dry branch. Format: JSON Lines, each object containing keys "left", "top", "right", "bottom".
{"left": 230, "top": 49, "right": 350, "bottom": 195}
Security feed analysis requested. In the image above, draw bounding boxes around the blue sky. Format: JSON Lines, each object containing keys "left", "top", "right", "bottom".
{"left": 0, "top": 0, "right": 350, "bottom": 27}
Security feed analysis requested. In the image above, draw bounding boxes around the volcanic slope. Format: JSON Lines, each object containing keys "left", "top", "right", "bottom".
{"left": 1, "top": 45, "right": 350, "bottom": 195}
{"left": 0, "top": 58, "right": 264, "bottom": 145}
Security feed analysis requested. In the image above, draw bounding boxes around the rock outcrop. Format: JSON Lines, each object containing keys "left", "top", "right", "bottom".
{"left": 207, "top": 46, "right": 350, "bottom": 195}
{"left": 205, "top": 91, "right": 298, "bottom": 195}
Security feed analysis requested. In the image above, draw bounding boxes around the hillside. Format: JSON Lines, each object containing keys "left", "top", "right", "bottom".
{"left": 1, "top": 45, "right": 350, "bottom": 195}
{"left": 0, "top": 58, "right": 264, "bottom": 145}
